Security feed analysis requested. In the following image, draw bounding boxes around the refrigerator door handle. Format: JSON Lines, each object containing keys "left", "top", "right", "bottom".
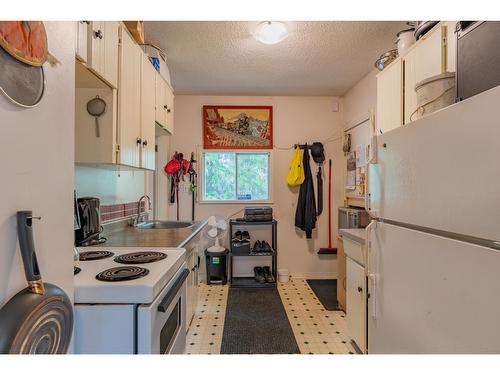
{"left": 366, "top": 219, "right": 378, "bottom": 319}
{"left": 365, "top": 135, "right": 378, "bottom": 217}
{"left": 368, "top": 273, "right": 377, "bottom": 319}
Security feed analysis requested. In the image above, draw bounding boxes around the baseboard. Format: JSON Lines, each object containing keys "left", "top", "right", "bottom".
{"left": 198, "top": 271, "right": 338, "bottom": 282}
{"left": 290, "top": 272, "right": 337, "bottom": 280}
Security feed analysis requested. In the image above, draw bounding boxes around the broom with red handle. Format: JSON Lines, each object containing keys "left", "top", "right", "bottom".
{"left": 319, "top": 159, "right": 337, "bottom": 254}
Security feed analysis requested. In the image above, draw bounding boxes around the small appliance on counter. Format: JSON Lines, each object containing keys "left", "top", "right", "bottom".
{"left": 74, "top": 196, "right": 106, "bottom": 246}
{"left": 338, "top": 206, "right": 369, "bottom": 229}
{"left": 456, "top": 21, "right": 500, "bottom": 101}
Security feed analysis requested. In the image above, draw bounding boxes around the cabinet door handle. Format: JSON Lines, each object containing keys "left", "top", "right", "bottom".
{"left": 142, "top": 140, "right": 148, "bottom": 147}
{"left": 136, "top": 138, "right": 142, "bottom": 146}
{"left": 357, "top": 286, "right": 363, "bottom": 293}
{"left": 163, "top": 105, "right": 168, "bottom": 110}
{"left": 94, "top": 29, "right": 103, "bottom": 39}
{"left": 80, "top": 21, "right": 90, "bottom": 25}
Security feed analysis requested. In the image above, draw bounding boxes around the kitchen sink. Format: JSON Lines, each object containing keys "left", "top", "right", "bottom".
{"left": 136, "top": 220, "right": 194, "bottom": 229}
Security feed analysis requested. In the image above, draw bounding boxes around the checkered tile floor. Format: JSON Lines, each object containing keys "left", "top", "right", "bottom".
{"left": 185, "top": 279, "right": 357, "bottom": 354}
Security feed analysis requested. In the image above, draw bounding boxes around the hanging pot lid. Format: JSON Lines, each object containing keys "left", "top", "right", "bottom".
{"left": 0, "top": 46, "right": 45, "bottom": 107}
{"left": 396, "top": 28, "right": 415, "bottom": 38}
{"left": 0, "top": 21, "right": 48, "bottom": 66}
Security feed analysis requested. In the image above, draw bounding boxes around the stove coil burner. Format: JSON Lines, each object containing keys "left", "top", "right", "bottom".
{"left": 79, "top": 251, "right": 114, "bottom": 261}
{"left": 96, "top": 266, "right": 150, "bottom": 282}
{"left": 114, "top": 251, "right": 167, "bottom": 264}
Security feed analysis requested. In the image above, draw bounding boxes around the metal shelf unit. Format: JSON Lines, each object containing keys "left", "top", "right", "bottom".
{"left": 229, "top": 219, "right": 277, "bottom": 288}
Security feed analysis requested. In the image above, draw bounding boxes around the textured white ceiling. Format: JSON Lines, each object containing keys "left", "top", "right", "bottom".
{"left": 144, "top": 21, "right": 408, "bottom": 96}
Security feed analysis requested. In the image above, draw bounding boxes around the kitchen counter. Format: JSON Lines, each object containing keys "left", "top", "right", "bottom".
{"left": 97, "top": 220, "right": 208, "bottom": 248}
{"left": 339, "top": 228, "right": 366, "bottom": 245}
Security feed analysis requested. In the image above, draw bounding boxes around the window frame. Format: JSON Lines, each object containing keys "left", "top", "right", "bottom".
{"left": 199, "top": 150, "right": 273, "bottom": 204}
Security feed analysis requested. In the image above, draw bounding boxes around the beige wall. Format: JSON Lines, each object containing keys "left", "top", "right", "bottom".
{"left": 340, "top": 69, "right": 378, "bottom": 205}
{"left": 342, "top": 68, "right": 378, "bottom": 126}
{"left": 169, "top": 95, "right": 344, "bottom": 278}
{"left": 0, "top": 23, "right": 75, "bottom": 308}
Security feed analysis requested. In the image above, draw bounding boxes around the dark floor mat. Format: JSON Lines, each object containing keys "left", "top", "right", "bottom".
{"left": 221, "top": 288, "right": 300, "bottom": 354}
{"left": 306, "top": 279, "right": 341, "bottom": 311}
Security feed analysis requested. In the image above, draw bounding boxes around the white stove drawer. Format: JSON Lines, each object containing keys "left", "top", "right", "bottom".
{"left": 74, "top": 304, "right": 135, "bottom": 354}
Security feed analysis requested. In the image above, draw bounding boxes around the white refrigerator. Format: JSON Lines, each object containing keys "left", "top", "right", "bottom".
{"left": 366, "top": 85, "right": 500, "bottom": 353}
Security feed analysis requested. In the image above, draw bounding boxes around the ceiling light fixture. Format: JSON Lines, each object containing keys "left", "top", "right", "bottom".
{"left": 254, "top": 21, "right": 289, "bottom": 45}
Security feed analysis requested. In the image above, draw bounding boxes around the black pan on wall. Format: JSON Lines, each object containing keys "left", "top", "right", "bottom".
{"left": 0, "top": 211, "right": 73, "bottom": 354}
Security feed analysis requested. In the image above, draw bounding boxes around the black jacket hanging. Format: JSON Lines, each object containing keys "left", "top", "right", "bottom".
{"left": 295, "top": 145, "right": 317, "bottom": 239}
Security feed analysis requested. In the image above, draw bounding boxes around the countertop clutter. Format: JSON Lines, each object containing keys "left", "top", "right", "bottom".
{"left": 97, "top": 220, "right": 207, "bottom": 248}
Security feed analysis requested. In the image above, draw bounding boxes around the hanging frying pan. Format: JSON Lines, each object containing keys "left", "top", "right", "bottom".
{"left": 0, "top": 21, "right": 47, "bottom": 107}
{"left": 0, "top": 45, "right": 45, "bottom": 107}
{"left": 0, "top": 211, "right": 73, "bottom": 354}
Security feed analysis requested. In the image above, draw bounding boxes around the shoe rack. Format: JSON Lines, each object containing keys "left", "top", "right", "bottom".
{"left": 228, "top": 219, "right": 277, "bottom": 288}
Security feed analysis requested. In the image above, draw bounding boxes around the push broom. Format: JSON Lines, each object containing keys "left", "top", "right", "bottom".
{"left": 318, "top": 159, "right": 337, "bottom": 254}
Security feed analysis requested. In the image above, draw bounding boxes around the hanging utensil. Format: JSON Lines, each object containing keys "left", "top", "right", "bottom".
{"left": 86, "top": 95, "right": 106, "bottom": 138}
{"left": 0, "top": 47, "right": 45, "bottom": 107}
{"left": 0, "top": 212, "right": 73, "bottom": 354}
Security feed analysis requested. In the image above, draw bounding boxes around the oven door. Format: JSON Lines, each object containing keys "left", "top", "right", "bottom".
{"left": 137, "top": 263, "right": 189, "bottom": 354}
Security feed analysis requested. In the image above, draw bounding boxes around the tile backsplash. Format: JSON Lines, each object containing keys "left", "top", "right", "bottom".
{"left": 101, "top": 201, "right": 146, "bottom": 223}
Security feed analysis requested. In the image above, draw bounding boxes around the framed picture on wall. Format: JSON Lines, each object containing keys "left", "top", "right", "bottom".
{"left": 202, "top": 105, "right": 273, "bottom": 149}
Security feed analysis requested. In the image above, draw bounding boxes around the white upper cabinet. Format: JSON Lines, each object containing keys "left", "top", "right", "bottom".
{"left": 376, "top": 22, "right": 456, "bottom": 132}
{"left": 140, "top": 54, "right": 157, "bottom": 170}
{"left": 76, "top": 23, "right": 166, "bottom": 170}
{"left": 75, "top": 21, "right": 89, "bottom": 63}
{"left": 377, "top": 59, "right": 403, "bottom": 134}
{"left": 118, "top": 26, "right": 142, "bottom": 168}
{"left": 403, "top": 26, "right": 445, "bottom": 124}
{"left": 88, "top": 21, "right": 119, "bottom": 88}
{"left": 155, "top": 74, "right": 174, "bottom": 134}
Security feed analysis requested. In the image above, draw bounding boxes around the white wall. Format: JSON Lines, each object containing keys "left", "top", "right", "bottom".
{"left": 169, "top": 95, "right": 344, "bottom": 279}
{"left": 0, "top": 23, "right": 75, "bottom": 307}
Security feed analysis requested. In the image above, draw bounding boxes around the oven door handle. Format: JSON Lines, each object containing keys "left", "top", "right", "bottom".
{"left": 157, "top": 268, "right": 190, "bottom": 313}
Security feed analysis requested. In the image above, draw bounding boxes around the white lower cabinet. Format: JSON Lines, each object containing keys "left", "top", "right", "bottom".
{"left": 346, "top": 256, "right": 367, "bottom": 353}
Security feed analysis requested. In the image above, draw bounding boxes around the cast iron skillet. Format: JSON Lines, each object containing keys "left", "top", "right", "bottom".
{"left": 0, "top": 211, "right": 73, "bottom": 354}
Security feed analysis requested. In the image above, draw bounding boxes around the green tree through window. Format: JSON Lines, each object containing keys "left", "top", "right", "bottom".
{"left": 203, "top": 152, "right": 270, "bottom": 201}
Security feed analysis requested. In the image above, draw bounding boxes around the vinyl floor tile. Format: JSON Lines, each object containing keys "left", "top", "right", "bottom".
{"left": 185, "top": 279, "right": 359, "bottom": 354}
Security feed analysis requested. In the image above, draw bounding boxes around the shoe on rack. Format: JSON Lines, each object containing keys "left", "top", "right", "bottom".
{"left": 254, "top": 266, "right": 266, "bottom": 283}
{"left": 252, "top": 240, "right": 262, "bottom": 253}
{"left": 263, "top": 266, "right": 275, "bottom": 283}
{"left": 241, "top": 230, "right": 250, "bottom": 242}
{"left": 261, "top": 240, "right": 273, "bottom": 253}
{"left": 233, "top": 230, "right": 242, "bottom": 242}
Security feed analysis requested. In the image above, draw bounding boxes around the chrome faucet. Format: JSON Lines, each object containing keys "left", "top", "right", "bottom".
{"left": 134, "top": 195, "right": 152, "bottom": 226}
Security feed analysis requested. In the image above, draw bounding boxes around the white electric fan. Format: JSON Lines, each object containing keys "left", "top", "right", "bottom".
{"left": 203, "top": 215, "right": 228, "bottom": 253}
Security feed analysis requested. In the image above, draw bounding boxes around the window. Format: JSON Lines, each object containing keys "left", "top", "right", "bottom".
{"left": 202, "top": 151, "right": 271, "bottom": 202}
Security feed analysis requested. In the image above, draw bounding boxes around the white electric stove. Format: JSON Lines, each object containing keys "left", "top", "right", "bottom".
{"left": 73, "top": 247, "right": 188, "bottom": 354}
